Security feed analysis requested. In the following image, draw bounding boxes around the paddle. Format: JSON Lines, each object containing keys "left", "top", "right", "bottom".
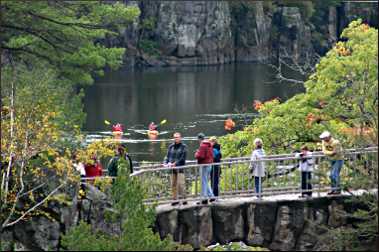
{"left": 159, "top": 119, "right": 167, "bottom": 126}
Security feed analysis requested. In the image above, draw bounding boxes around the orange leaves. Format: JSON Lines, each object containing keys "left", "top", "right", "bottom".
{"left": 335, "top": 42, "right": 351, "bottom": 57}
{"left": 305, "top": 112, "right": 324, "bottom": 128}
{"left": 253, "top": 98, "right": 280, "bottom": 113}
{"left": 253, "top": 100, "right": 263, "bottom": 111}
{"left": 224, "top": 118, "right": 236, "bottom": 131}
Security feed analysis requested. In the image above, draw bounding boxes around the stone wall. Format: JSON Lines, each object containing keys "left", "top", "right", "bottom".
{"left": 1, "top": 184, "right": 374, "bottom": 251}
{"left": 154, "top": 195, "right": 363, "bottom": 250}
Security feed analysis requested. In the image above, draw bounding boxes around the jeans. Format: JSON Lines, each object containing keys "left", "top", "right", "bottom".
{"left": 330, "top": 160, "right": 344, "bottom": 192}
{"left": 301, "top": 171, "right": 312, "bottom": 196}
{"left": 200, "top": 165, "right": 214, "bottom": 197}
{"left": 210, "top": 165, "right": 221, "bottom": 197}
{"left": 254, "top": 176, "right": 262, "bottom": 195}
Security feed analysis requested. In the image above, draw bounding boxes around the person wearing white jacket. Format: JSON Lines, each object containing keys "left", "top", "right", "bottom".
{"left": 250, "top": 138, "right": 266, "bottom": 197}
{"left": 295, "top": 145, "right": 314, "bottom": 197}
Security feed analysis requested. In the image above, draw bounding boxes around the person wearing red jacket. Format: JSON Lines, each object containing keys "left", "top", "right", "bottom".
{"left": 195, "top": 133, "right": 214, "bottom": 203}
{"left": 84, "top": 154, "right": 103, "bottom": 183}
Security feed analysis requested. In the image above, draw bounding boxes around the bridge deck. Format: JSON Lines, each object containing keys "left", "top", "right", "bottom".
{"left": 156, "top": 188, "right": 378, "bottom": 213}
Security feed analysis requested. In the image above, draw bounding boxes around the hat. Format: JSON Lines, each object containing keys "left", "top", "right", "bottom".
{"left": 197, "top": 133, "right": 205, "bottom": 140}
{"left": 319, "top": 131, "right": 331, "bottom": 139}
{"left": 209, "top": 136, "right": 217, "bottom": 142}
{"left": 254, "top": 138, "right": 263, "bottom": 145}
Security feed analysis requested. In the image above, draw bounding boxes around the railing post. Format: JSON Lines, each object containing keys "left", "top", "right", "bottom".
{"left": 195, "top": 165, "right": 198, "bottom": 198}
{"left": 248, "top": 160, "right": 252, "bottom": 192}
{"left": 228, "top": 163, "right": 232, "bottom": 194}
{"left": 258, "top": 174, "right": 262, "bottom": 200}
{"left": 300, "top": 158, "right": 303, "bottom": 197}
{"left": 235, "top": 162, "right": 239, "bottom": 192}
{"left": 317, "top": 157, "right": 321, "bottom": 197}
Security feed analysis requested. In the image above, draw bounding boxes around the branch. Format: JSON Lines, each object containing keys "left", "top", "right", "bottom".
{"left": 1, "top": 24, "right": 73, "bottom": 54}
{"left": 1, "top": 46, "right": 55, "bottom": 65}
{"left": 27, "top": 11, "right": 105, "bottom": 29}
{"left": 2, "top": 64, "right": 16, "bottom": 204}
{"left": 2, "top": 182, "right": 66, "bottom": 228}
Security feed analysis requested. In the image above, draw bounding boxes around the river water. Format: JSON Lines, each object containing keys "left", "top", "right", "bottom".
{"left": 83, "top": 63, "right": 304, "bottom": 162}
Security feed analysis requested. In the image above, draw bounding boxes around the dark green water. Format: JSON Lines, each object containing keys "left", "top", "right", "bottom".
{"left": 83, "top": 63, "right": 304, "bottom": 162}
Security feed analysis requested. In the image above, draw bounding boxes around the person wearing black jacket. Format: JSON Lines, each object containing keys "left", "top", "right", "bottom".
{"left": 210, "top": 136, "right": 222, "bottom": 197}
{"left": 164, "top": 132, "right": 187, "bottom": 205}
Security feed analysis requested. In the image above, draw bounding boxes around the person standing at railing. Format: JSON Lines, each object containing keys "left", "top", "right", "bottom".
{"left": 110, "top": 123, "right": 133, "bottom": 175}
{"left": 319, "top": 131, "right": 344, "bottom": 195}
{"left": 107, "top": 145, "right": 133, "bottom": 179}
{"left": 84, "top": 153, "right": 103, "bottom": 184}
{"left": 295, "top": 145, "right": 314, "bottom": 198}
{"left": 164, "top": 132, "right": 188, "bottom": 206}
{"left": 250, "top": 138, "right": 266, "bottom": 197}
{"left": 195, "top": 133, "right": 215, "bottom": 204}
{"left": 209, "top": 136, "right": 222, "bottom": 197}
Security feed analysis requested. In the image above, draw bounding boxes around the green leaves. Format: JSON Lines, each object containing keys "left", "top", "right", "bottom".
{"left": 1, "top": 1, "right": 140, "bottom": 85}
{"left": 221, "top": 20, "right": 378, "bottom": 156}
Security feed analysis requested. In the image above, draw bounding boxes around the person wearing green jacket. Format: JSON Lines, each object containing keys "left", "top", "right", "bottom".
{"left": 320, "top": 131, "right": 344, "bottom": 195}
{"left": 107, "top": 146, "right": 133, "bottom": 177}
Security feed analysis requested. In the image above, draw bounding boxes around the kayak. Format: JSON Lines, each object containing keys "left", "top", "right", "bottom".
{"left": 147, "top": 130, "right": 159, "bottom": 136}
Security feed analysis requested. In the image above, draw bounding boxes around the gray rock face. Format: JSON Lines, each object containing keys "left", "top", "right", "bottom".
{"left": 177, "top": 206, "right": 213, "bottom": 249}
{"left": 155, "top": 195, "right": 371, "bottom": 250}
{"left": 269, "top": 202, "right": 305, "bottom": 251}
{"left": 155, "top": 1, "right": 233, "bottom": 65}
{"left": 278, "top": 7, "right": 314, "bottom": 64}
{"left": 116, "top": 1, "right": 378, "bottom": 68}
{"left": 13, "top": 217, "right": 60, "bottom": 251}
{"left": 246, "top": 202, "right": 277, "bottom": 246}
{"left": 212, "top": 203, "right": 244, "bottom": 244}
{"left": 233, "top": 2, "right": 271, "bottom": 63}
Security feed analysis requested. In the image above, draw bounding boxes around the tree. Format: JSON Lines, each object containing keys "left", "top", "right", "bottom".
{"left": 1, "top": 0, "right": 140, "bottom": 85}
{"left": 61, "top": 159, "right": 191, "bottom": 251}
{"left": 220, "top": 20, "right": 378, "bottom": 157}
{"left": 0, "top": 1, "right": 140, "bottom": 231}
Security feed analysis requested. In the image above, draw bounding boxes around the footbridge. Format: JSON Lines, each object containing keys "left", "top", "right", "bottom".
{"left": 133, "top": 146, "right": 378, "bottom": 250}
{"left": 82, "top": 146, "right": 378, "bottom": 250}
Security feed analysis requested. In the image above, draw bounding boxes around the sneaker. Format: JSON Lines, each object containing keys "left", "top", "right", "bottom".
{"left": 327, "top": 191, "right": 335, "bottom": 195}
{"left": 333, "top": 190, "right": 341, "bottom": 195}
{"left": 201, "top": 199, "right": 208, "bottom": 204}
{"left": 182, "top": 201, "right": 188, "bottom": 205}
{"left": 209, "top": 198, "right": 216, "bottom": 202}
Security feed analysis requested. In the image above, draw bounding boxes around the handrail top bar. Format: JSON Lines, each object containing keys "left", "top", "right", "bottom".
{"left": 131, "top": 146, "right": 378, "bottom": 176}
{"left": 135, "top": 146, "right": 378, "bottom": 169}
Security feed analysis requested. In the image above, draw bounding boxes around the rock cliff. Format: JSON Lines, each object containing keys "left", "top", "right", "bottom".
{"left": 110, "top": 1, "right": 378, "bottom": 68}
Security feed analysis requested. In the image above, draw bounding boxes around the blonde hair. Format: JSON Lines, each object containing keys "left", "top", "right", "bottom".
{"left": 209, "top": 136, "right": 217, "bottom": 142}
{"left": 254, "top": 138, "right": 263, "bottom": 145}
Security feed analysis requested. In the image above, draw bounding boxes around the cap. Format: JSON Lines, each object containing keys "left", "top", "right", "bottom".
{"left": 319, "top": 131, "right": 331, "bottom": 139}
{"left": 197, "top": 133, "right": 205, "bottom": 140}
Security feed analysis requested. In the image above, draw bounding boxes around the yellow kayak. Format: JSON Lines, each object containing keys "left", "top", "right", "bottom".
{"left": 147, "top": 130, "right": 159, "bottom": 136}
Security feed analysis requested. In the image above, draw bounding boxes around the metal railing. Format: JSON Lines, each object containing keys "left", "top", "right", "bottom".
{"left": 128, "top": 147, "right": 378, "bottom": 204}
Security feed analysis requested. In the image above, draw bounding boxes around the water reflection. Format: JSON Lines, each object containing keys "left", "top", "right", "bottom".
{"left": 84, "top": 63, "right": 304, "bottom": 161}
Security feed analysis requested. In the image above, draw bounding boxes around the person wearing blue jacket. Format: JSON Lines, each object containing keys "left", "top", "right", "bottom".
{"left": 210, "top": 136, "right": 222, "bottom": 197}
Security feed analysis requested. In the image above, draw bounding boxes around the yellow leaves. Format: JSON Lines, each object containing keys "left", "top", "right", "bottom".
{"left": 335, "top": 41, "right": 351, "bottom": 57}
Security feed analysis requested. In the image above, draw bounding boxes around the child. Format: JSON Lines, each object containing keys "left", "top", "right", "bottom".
{"left": 295, "top": 145, "right": 314, "bottom": 197}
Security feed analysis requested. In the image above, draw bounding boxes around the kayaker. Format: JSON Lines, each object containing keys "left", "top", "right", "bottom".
{"left": 148, "top": 122, "right": 158, "bottom": 131}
